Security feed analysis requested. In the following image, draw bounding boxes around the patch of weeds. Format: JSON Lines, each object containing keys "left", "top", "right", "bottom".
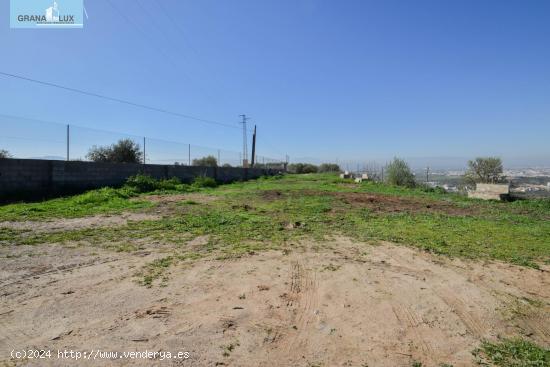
{"left": 193, "top": 176, "right": 217, "bottom": 188}
{"left": 321, "top": 263, "right": 341, "bottom": 272}
{"left": 474, "top": 338, "right": 549, "bottom": 367}
{"left": 125, "top": 175, "right": 191, "bottom": 193}
{"left": 176, "top": 252, "right": 203, "bottom": 261}
{"left": 107, "top": 242, "right": 140, "bottom": 253}
{"left": 0, "top": 228, "right": 29, "bottom": 243}
{"left": 221, "top": 341, "right": 239, "bottom": 357}
{"left": 139, "top": 256, "right": 174, "bottom": 287}
{"left": 181, "top": 200, "right": 199, "bottom": 205}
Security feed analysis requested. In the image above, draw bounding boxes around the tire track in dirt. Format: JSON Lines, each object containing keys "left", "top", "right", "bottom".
{"left": 392, "top": 304, "right": 436, "bottom": 364}
{"left": 0, "top": 258, "right": 119, "bottom": 289}
{"left": 433, "top": 288, "right": 487, "bottom": 338}
{"left": 276, "top": 259, "right": 320, "bottom": 363}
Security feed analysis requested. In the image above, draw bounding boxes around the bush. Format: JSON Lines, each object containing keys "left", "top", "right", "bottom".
{"left": 86, "top": 139, "right": 142, "bottom": 163}
{"left": 125, "top": 175, "right": 159, "bottom": 192}
{"left": 288, "top": 163, "right": 318, "bottom": 174}
{"left": 421, "top": 185, "right": 447, "bottom": 194}
{"left": 318, "top": 163, "right": 341, "bottom": 173}
{"left": 192, "top": 176, "right": 217, "bottom": 188}
{"left": 125, "top": 175, "right": 189, "bottom": 193}
{"left": 72, "top": 187, "right": 131, "bottom": 205}
{"left": 464, "top": 157, "right": 504, "bottom": 184}
{"left": 385, "top": 158, "right": 416, "bottom": 188}
{"left": 0, "top": 149, "right": 12, "bottom": 159}
{"left": 192, "top": 155, "right": 217, "bottom": 167}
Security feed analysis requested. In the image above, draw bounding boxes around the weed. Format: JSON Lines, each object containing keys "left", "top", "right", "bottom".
{"left": 193, "top": 176, "right": 217, "bottom": 188}
{"left": 474, "top": 338, "right": 549, "bottom": 366}
{"left": 139, "top": 256, "right": 174, "bottom": 287}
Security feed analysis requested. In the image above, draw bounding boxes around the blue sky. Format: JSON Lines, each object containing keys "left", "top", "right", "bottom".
{"left": 1, "top": 0, "right": 549, "bottom": 168}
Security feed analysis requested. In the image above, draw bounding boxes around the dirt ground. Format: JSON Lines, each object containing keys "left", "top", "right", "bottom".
{"left": 1, "top": 235, "right": 549, "bottom": 367}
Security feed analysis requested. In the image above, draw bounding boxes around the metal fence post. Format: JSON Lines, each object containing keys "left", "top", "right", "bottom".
{"left": 143, "top": 137, "right": 146, "bottom": 164}
{"left": 66, "top": 124, "right": 70, "bottom": 161}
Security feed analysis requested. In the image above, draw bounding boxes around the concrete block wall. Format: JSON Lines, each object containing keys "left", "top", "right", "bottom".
{"left": 468, "top": 183, "right": 510, "bottom": 201}
{"left": 0, "top": 159, "right": 279, "bottom": 201}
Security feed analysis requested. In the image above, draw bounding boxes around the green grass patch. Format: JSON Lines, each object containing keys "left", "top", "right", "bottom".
{"left": 475, "top": 338, "right": 549, "bottom": 367}
{"left": 2, "top": 174, "right": 549, "bottom": 268}
{"left": 0, "top": 187, "right": 152, "bottom": 221}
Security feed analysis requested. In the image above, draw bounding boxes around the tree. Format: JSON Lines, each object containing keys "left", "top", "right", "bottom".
{"left": 464, "top": 157, "right": 504, "bottom": 184}
{"left": 318, "top": 163, "right": 341, "bottom": 173}
{"left": 288, "top": 163, "right": 318, "bottom": 174}
{"left": 0, "top": 149, "right": 12, "bottom": 159}
{"left": 192, "top": 155, "right": 217, "bottom": 167}
{"left": 86, "top": 139, "right": 142, "bottom": 163}
{"left": 385, "top": 158, "right": 416, "bottom": 188}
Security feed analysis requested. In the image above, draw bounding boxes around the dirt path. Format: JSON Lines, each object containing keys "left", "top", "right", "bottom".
{"left": 1, "top": 238, "right": 548, "bottom": 366}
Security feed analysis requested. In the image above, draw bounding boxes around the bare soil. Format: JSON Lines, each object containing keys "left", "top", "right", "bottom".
{"left": 332, "top": 192, "right": 479, "bottom": 216}
{"left": 1, "top": 237, "right": 548, "bottom": 367}
{"left": 266, "top": 189, "right": 480, "bottom": 216}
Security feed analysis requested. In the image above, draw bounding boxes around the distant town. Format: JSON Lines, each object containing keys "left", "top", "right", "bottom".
{"left": 420, "top": 167, "right": 550, "bottom": 198}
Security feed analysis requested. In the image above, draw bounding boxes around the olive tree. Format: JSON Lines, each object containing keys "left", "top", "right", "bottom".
{"left": 318, "top": 163, "right": 341, "bottom": 173}
{"left": 385, "top": 158, "right": 416, "bottom": 188}
{"left": 0, "top": 149, "right": 12, "bottom": 159}
{"left": 464, "top": 157, "right": 504, "bottom": 184}
{"left": 192, "top": 155, "right": 218, "bottom": 167}
{"left": 86, "top": 139, "right": 143, "bottom": 163}
{"left": 288, "top": 163, "right": 318, "bottom": 174}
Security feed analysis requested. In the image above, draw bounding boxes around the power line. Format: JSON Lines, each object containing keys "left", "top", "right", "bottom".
{"left": 0, "top": 71, "right": 247, "bottom": 131}
{"left": 0, "top": 112, "right": 270, "bottom": 159}
{"left": 104, "top": 0, "right": 219, "bottom": 105}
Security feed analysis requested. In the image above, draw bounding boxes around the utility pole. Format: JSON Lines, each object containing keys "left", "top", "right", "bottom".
{"left": 285, "top": 154, "right": 289, "bottom": 171}
{"left": 66, "top": 124, "right": 70, "bottom": 161}
{"left": 426, "top": 166, "right": 430, "bottom": 183}
{"left": 250, "top": 125, "right": 257, "bottom": 167}
{"left": 143, "top": 137, "right": 146, "bottom": 164}
{"left": 217, "top": 149, "right": 221, "bottom": 166}
{"left": 188, "top": 144, "right": 191, "bottom": 166}
{"left": 239, "top": 114, "right": 249, "bottom": 167}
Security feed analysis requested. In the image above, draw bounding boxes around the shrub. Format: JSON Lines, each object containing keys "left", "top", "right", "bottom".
{"left": 464, "top": 157, "right": 504, "bottom": 184}
{"left": 421, "top": 185, "right": 447, "bottom": 194}
{"left": 0, "top": 149, "right": 12, "bottom": 159}
{"left": 288, "top": 163, "right": 318, "bottom": 174}
{"left": 125, "top": 174, "right": 159, "bottom": 192}
{"left": 385, "top": 158, "right": 416, "bottom": 188}
{"left": 318, "top": 163, "right": 341, "bottom": 173}
{"left": 125, "top": 175, "right": 189, "bottom": 193}
{"left": 222, "top": 163, "right": 232, "bottom": 167}
{"left": 86, "top": 139, "right": 142, "bottom": 163}
{"left": 72, "top": 187, "right": 131, "bottom": 205}
{"left": 192, "top": 176, "right": 217, "bottom": 188}
{"left": 192, "top": 155, "right": 217, "bottom": 167}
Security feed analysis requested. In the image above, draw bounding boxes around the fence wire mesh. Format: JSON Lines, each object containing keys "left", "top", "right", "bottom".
{"left": 0, "top": 114, "right": 286, "bottom": 169}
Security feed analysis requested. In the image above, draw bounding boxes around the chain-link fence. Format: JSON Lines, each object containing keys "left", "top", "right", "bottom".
{"left": 0, "top": 114, "right": 286, "bottom": 169}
